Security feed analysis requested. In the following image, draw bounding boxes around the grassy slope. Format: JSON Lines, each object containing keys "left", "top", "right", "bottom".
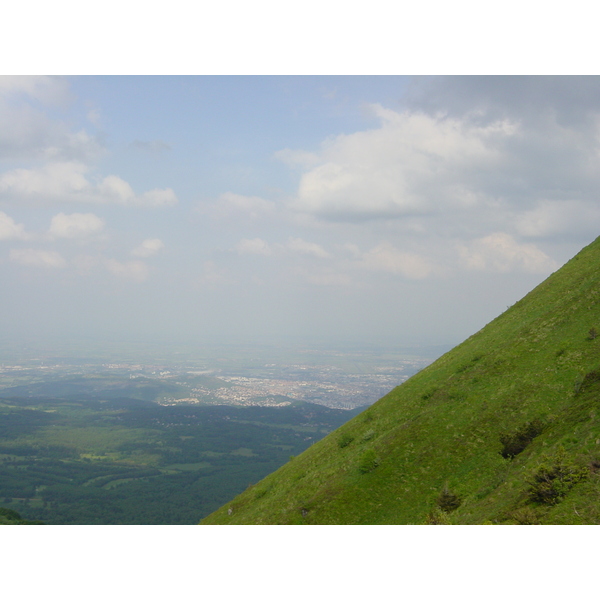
{"left": 201, "top": 236, "right": 600, "bottom": 525}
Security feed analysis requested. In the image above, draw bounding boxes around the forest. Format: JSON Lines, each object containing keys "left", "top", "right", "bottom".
{"left": 0, "top": 393, "right": 362, "bottom": 524}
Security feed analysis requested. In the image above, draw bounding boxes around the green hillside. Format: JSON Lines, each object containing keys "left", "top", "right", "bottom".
{"left": 201, "top": 235, "right": 600, "bottom": 525}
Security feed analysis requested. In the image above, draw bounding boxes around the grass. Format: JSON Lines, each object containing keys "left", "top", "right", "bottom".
{"left": 201, "top": 235, "right": 600, "bottom": 525}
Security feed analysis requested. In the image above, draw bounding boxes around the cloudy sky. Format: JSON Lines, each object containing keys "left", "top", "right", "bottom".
{"left": 1, "top": 75, "right": 599, "bottom": 350}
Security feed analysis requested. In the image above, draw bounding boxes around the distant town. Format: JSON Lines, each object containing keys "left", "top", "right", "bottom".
{"left": 0, "top": 345, "right": 435, "bottom": 410}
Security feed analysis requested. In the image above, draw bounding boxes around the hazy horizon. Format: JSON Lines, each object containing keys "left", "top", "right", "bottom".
{"left": 2, "top": 76, "right": 598, "bottom": 354}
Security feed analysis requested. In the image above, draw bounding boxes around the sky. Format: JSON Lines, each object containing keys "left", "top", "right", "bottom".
{"left": 2, "top": 75, "right": 600, "bottom": 351}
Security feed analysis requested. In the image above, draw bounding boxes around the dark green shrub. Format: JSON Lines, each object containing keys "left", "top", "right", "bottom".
{"left": 510, "top": 506, "right": 540, "bottom": 525}
{"left": 588, "top": 327, "right": 598, "bottom": 340}
{"left": 358, "top": 448, "right": 379, "bottom": 474}
{"left": 528, "top": 449, "right": 588, "bottom": 505}
{"left": 361, "top": 429, "right": 376, "bottom": 442}
{"left": 577, "top": 369, "right": 600, "bottom": 395}
{"left": 0, "top": 507, "right": 23, "bottom": 521}
{"left": 499, "top": 419, "right": 544, "bottom": 459}
{"left": 436, "top": 487, "right": 461, "bottom": 512}
{"left": 0, "top": 507, "right": 43, "bottom": 525}
{"left": 425, "top": 508, "right": 451, "bottom": 524}
{"left": 337, "top": 433, "right": 354, "bottom": 448}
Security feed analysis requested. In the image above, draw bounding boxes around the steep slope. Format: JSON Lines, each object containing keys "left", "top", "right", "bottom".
{"left": 201, "top": 236, "right": 600, "bottom": 524}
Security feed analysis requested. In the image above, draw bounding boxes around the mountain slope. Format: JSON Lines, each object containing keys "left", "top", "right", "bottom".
{"left": 201, "top": 236, "right": 600, "bottom": 524}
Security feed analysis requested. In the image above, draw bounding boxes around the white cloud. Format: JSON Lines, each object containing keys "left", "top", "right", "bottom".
{"left": 209, "top": 192, "right": 275, "bottom": 219}
{"left": 235, "top": 238, "right": 272, "bottom": 256}
{"left": 0, "top": 212, "right": 28, "bottom": 241}
{"left": 138, "top": 188, "right": 178, "bottom": 207}
{"left": 287, "top": 237, "right": 330, "bottom": 258}
{"left": 0, "top": 77, "right": 102, "bottom": 161}
{"left": 458, "top": 233, "right": 559, "bottom": 273}
{"left": 0, "top": 76, "right": 70, "bottom": 104}
{"left": 358, "top": 242, "right": 435, "bottom": 279}
{"left": 280, "top": 95, "right": 600, "bottom": 278}
{"left": 10, "top": 248, "right": 66, "bottom": 268}
{"left": 132, "top": 238, "right": 165, "bottom": 258}
{"left": 48, "top": 212, "right": 105, "bottom": 239}
{"left": 105, "top": 259, "right": 149, "bottom": 282}
{"left": 87, "top": 109, "right": 101, "bottom": 126}
{"left": 0, "top": 162, "right": 177, "bottom": 207}
{"left": 515, "top": 200, "right": 600, "bottom": 238}
{"left": 42, "top": 130, "right": 103, "bottom": 161}
{"left": 97, "top": 174, "right": 136, "bottom": 203}
{"left": 0, "top": 162, "right": 89, "bottom": 197}
{"left": 234, "top": 236, "right": 330, "bottom": 259}
{"left": 290, "top": 106, "right": 515, "bottom": 221}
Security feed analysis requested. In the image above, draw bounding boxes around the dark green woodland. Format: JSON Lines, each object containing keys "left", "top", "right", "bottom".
{"left": 0, "top": 392, "right": 361, "bottom": 524}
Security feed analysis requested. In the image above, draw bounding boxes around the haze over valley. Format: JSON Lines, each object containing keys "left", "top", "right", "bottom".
{"left": 0, "top": 341, "right": 435, "bottom": 410}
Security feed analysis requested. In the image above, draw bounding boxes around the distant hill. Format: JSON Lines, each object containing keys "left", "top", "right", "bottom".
{"left": 201, "top": 235, "right": 600, "bottom": 524}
